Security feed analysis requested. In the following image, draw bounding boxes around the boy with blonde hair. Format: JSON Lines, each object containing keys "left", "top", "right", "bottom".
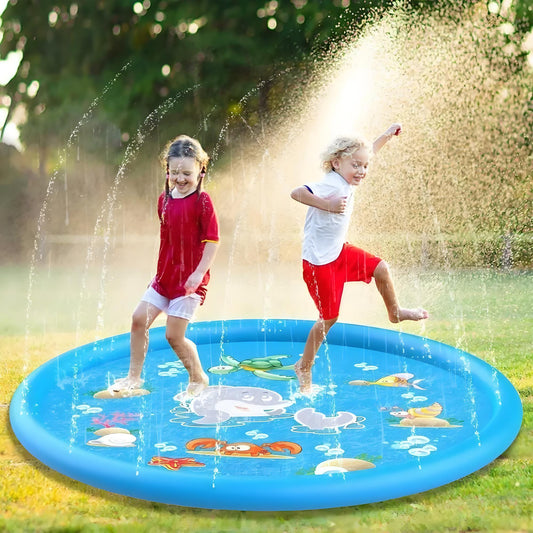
{"left": 290, "top": 124, "right": 428, "bottom": 393}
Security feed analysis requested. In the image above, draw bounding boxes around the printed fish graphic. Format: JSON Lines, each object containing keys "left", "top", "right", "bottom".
{"left": 349, "top": 372, "right": 425, "bottom": 390}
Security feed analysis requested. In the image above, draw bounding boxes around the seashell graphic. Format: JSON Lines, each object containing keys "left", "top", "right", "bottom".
{"left": 315, "top": 458, "right": 375, "bottom": 475}
{"left": 87, "top": 431, "right": 136, "bottom": 447}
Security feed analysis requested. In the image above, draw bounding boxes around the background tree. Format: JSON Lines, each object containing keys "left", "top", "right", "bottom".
{"left": 2, "top": 1, "right": 531, "bottom": 167}
{"left": 0, "top": 0, "right": 531, "bottom": 262}
{"left": 0, "top": 0, "right": 403, "bottom": 171}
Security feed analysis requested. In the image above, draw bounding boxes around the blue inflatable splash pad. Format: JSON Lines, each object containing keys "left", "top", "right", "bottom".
{"left": 10, "top": 319, "right": 522, "bottom": 511}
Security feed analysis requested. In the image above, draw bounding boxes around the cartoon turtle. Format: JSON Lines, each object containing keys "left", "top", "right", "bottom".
{"left": 208, "top": 354, "right": 295, "bottom": 381}
{"left": 349, "top": 372, "right": 425, "bottom": 390}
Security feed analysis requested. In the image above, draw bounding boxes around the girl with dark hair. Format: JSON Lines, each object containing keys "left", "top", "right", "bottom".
{"left": 112, "top": 135, "right": 219, "bottom": 397}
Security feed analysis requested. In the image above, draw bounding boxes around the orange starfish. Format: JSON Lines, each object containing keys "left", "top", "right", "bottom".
{"left": 148, "top": 456, "right": 205, "bottom": 471}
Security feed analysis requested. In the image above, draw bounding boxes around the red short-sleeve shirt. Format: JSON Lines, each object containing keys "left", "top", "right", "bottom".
{"left": 150, "top": 191, "right": 219, "bottom": 302}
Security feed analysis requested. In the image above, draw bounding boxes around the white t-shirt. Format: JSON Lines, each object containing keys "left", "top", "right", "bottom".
{"left": 302, "top": 170, "right": 355, "bottom": 265}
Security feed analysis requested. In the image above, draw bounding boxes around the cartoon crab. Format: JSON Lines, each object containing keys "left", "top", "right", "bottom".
{"left": 208, "top": 354, "right": 295, "bottom": 381}
{"left": 186, "top": 438, "right": 302, "bottom": 457}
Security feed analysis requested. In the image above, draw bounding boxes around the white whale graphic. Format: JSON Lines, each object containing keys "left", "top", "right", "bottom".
{"left": 176, "top": 385, "right": 294, "bottom": 425}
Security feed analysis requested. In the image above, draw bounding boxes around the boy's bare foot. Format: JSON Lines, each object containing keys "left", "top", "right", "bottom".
{"left": 186, "top": 373, "right": 209, "bottom": 397}
{"left": 110, "top": 376, "right": 144, "bottom": 392}
{"left": 389, "top": 307, "right": 429, "bottom": 323}
{"left": 294, "top": 360, "right": 313, "bottom": 394}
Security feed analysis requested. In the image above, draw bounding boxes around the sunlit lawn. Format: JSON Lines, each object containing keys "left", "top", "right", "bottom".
{"left": 1, "top": 266, "right": 531, "bottom": 532}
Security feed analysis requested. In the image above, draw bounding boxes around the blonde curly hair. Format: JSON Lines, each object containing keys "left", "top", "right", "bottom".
{"left": 320, "top": 136, "right": 371, "bottom": 172}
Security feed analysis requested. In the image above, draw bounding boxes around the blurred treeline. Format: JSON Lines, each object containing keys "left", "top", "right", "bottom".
{"left": 0, "top": 0, "right": 532, "bottom": 262}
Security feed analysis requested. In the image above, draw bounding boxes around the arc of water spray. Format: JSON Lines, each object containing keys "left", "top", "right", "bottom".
{"left": 78, "top": 85, "right": 200, "bottom": 339}
{"left": 210, "top": 67, "right": 293, "bottom": 164}
{"left": 190, "top": 70, "right": 306, "bottom": 488}
{"left": 213, "top": 73, "right": 285, "bottom": 363}
{"left": 22, "top": 61, "right": 133, "bottom": 375}
{"left": 213, "top": 68, "right": 296, "bottom": 323}
{"left": 66, "top": 84, "right": 200, "bottom": 452}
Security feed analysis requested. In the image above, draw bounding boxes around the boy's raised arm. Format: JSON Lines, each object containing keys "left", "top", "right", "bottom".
{"left": 373, "top": 123, "right": 402, "bottom": 154}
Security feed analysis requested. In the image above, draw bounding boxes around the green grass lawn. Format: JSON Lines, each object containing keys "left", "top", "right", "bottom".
{"left": 1, "top": 266, "right": 531, "bottom": 532}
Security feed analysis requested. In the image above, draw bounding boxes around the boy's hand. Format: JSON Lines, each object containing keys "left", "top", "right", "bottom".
{"left": 327, "top": 196, "right": 347, "bottom": 214}
{"left": 373, "top": 124, "right": 402, "bottom": 154}
{"left": 386, "top": 123, "right": 402, "bottom": 137}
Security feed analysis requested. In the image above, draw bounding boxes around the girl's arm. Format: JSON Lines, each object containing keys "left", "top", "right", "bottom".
{"left": 372, "top": 123, "right": 402, "bottom": 154}
{"left": 290, "top": 186, "right": 346, "bottom": 214}
{"left": 184, "top": 241, "right": 219, "bottom": 295}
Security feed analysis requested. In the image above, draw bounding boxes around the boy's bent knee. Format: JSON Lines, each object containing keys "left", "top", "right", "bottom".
{"left": 324, "top": 317, "right": 338, "bottom": 328}
{"left": 317, "top": 316, "right": 338, "bottom": 332}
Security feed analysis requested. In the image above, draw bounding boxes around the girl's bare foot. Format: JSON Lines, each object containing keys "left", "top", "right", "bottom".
{"left": 294, "top": 360, "right": 313, "bottom": 394}
{"left": 110, "top": 376, "right": 144, "bottom": 392}
{"left": 389, "top": 307, "right": 429, "bottom": 323}
{"left": 186, "top": 373, "right": 209, "bottom": 396}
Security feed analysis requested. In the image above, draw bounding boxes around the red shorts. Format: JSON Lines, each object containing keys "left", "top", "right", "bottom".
{"left": 303, "top": 243, "right": 382, "bottom": 320}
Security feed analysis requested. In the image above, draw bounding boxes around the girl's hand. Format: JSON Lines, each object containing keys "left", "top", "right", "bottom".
{"left": 184, "top": 271, "right": 204, "bottom": 295}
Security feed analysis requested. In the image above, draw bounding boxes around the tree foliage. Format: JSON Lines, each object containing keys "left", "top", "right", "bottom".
{"left": 1, "top": 1, "right": 531, "bottom": 166}
{"left": 0, "top": 1, "right": 531, "bottom": 263}
{"left": 0, "top": 0, "right": 400, "bottom": 165}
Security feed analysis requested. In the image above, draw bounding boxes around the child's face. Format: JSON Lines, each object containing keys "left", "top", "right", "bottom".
{"left": 333, "top": 148, "right": 370, "bottom": 186}
{"left": 168, "top": 156, "right": 201, "bottom": 197}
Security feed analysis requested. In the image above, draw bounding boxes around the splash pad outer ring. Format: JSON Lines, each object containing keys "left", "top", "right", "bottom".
{"left": 10, "top": 319, "right": 522, "bottom": 511}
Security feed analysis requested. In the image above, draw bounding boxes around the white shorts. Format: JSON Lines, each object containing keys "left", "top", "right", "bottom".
{"left": 141, "top": 286, "right": 202, "bottom": 321}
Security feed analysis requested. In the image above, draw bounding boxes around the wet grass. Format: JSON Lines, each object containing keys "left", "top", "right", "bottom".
{"left": 0, "top": 267, "right": 531, "bottom": 532}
